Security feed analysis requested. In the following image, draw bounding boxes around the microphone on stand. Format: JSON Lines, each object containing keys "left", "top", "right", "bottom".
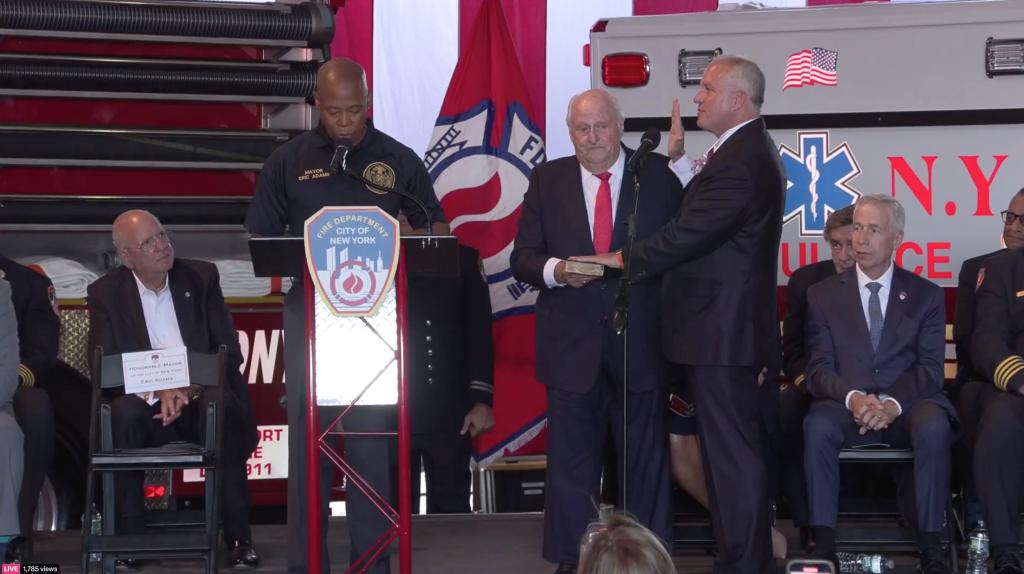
{"left": 626, "top": 127, "right": 661, "bottom": 173}
{"left": 329, "top": 138, "right": 353, "bottom": 175}
{"left": 339, "top": 166, "right": 435, "bottom": 236}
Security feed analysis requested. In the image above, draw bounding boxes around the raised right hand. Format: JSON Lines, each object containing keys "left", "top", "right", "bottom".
{"left": 668, "top": 98, "right": 685, "bottom": 161}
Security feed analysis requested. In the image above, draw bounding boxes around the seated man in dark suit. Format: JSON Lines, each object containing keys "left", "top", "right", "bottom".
{"left": 804, "top": 194, "right": 954, "bottom": 574}
{"left": 87, "top": 210, "right": 260, "bottom": 569}
{"left": 780, "top": 205, "right": 855, "bottom": 550}
{"left": 952, "top": 188, "right": 1024, "bottom": 543}
{"left": 965, "top": 189, "right": 1024, "bottom": 574}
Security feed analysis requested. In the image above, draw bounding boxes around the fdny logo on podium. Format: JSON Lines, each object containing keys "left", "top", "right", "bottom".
{"left": 303, "top": 207, "right": 400, "bottom": 317}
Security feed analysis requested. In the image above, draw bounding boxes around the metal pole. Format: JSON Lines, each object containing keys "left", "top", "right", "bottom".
{"left": 305, "top": 275, "right": 323, "bottom": 574}
{"left": 396, "top": 245, "right": 413, "bottom": 574}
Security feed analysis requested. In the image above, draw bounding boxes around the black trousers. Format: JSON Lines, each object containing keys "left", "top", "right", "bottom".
{"left": 108, "top": 391, "right": 252, "bottom": 542}
{"left": 13, "top": 386, "right": 54, "bottom": 536}
{"left": 410, "top": 425, "right": 471, "bottom": 514}
{"left": 284, "top": 287, "right": 395, "bottom": 574}
{"left": 542, "top": 327, "right": 671, "bottom": 565}
{"left": 804, "top": 399, "right": 952, "bottom": 534}
{"left": 960, "top": 381, "right": 1024, "bottom": 546}
{"left": 685, "top": 364, "right": 772, "bottom": 574}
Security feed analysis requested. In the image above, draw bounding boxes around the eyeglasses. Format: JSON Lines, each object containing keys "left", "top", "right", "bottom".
{"left": 132, "top": 231, "right": 171, "bottom": 253}
{"left": 1001, "top": 211, "right": 1024, "bottom": 225}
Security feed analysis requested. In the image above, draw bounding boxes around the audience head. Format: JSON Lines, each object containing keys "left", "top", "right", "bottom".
{"left": 112, "top": 210, "right": 174, "bottom": 287}
{"left": 1001, "top": 187, "right": 1024, "bottom": 250}
{"left": 567, "top": 89, "right": 625, "bottom": 175}
{"left": 853, "top": 194, "right": 905, "bottom": 280}
{"left": 694, "top": 55, "right": 764, "bottom": 137}
{"left": 824, "top": 205, "right": 856, "bottom": 274}
{"left": 315, "top": 57, "right": 370, "bottom": 146}
{"left": 578, "top": 513, "right": 675, "bottom": 574}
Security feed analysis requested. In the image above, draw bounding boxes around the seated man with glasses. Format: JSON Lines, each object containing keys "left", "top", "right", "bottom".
{"left": 87, "top": 209, "right": 261, "bottom": 569}
{"left": 957, "top": 188, "right": 1024, "bottom": 574}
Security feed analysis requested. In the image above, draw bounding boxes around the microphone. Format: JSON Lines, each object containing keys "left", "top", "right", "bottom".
{"left": 339, "top": 165, "right": 435, "bottom": 236}
{"left": 626, "top": 127, "right": 661, "bottom": 173}
{"left": 329, "top": 138, "right": 353, "bottom": 174}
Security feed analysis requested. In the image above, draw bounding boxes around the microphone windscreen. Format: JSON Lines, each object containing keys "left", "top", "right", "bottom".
{"left": 641, "top": 126, "right": 661, "bottom": 148}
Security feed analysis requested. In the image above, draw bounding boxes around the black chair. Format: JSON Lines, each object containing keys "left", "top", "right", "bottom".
{"left": 836, "top": 447, "right": 958, "bottom": 567}
{"left": 80, "top": 346, "right": 227, "bottom": 574}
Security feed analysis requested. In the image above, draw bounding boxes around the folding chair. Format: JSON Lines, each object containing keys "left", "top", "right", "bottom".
{"left": 80, "top": 346, "right": 227, "bottom": 574}
{"left": 836, "top": 447, "right": 959, "bottom": 568}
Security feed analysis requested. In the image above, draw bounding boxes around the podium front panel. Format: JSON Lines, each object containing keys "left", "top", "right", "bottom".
{"left": 313, "top": 284, "right": 399, "bottom": 406}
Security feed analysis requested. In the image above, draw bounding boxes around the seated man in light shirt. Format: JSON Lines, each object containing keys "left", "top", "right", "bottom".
{"left": 87, "top": 209, "right": 260, "bottom": 569}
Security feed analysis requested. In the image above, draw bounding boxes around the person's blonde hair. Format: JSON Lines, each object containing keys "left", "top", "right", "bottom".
{"left": 578, "top": 513, "right": 675, "bottom": 574}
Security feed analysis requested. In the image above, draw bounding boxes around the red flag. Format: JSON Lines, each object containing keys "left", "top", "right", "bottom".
{"left": 423, "top": 0, "right": 547, "bottom": 464}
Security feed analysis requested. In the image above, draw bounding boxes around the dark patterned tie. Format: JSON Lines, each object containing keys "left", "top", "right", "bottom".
{"left": 867, "top": 282, "right": 883, "bottom": 352}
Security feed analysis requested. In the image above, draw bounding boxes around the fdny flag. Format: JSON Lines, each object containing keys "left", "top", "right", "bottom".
{"left": 423, "top": 0, "right": 547, "bottom": 464}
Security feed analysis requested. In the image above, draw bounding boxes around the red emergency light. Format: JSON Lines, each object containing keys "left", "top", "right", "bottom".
{"left": 602, "top": 53, "right": 650, "bottom": 87}
{"left": 144, "top": 485, "right": 167, "bottom": 499}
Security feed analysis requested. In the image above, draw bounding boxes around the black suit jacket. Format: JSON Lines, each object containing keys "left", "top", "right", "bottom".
{"left": 87, "top": 258, "right": 258, "bottom": 454}
{"left": 0, "top": 254, "right": 60, "bottom": 387}
{"left": 629, "top": 119, "right": 785, "bottom": 370}
{"left": 783, "top": 260, "right": 838, "bottom": 388}
{"left": 954, "top": 249, "right": 1002, "bottom": 387}
{"left": 806, "top": 266, "right": 954, "bottom": 418}
{"left": 511, "top": 147, "right": 684, "bottom": 393}
{"left": 406, "top": 245, "right": 493, "bottom": 432}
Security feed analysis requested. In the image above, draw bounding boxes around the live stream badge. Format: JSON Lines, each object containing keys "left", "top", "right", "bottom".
{"left": 303, "top": 206, "right": 400, "bottom": 317}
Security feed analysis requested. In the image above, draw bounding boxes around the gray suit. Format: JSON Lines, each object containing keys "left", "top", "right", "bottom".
{"left": 0, "top": 278, "right": 25, "bottom": 535}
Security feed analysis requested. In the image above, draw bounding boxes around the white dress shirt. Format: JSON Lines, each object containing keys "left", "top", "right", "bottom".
{"left": 133, "top": 272, "right": 184, "bottom": 403}
{"left": 846, "top": 261, "right": 902, "bottom": 415}
{"left": 543, "top": 151, "right": 626, "bottom": 287}
{"left": 669, "top": 118, "right": 757, "bottom": 187}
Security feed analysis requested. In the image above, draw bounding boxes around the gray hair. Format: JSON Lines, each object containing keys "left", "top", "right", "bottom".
{"left": 713, "top": 54, "right": 765, "bottom": 109}
{"left": 856, "top": 194, "right": 905, "bottom": 234}
{"left": 578, "top": 513, "right": 674, "bottom": 574}
{"left": 566, "top": 89, "right": 625, "bottom": 127}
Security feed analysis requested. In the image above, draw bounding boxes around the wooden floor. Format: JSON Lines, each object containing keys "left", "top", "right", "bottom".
{"left": 21, "top": 515, "right": 924, "bottom": 574}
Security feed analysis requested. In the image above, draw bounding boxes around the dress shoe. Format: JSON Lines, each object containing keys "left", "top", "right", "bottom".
{"left": 995, "top": 551, "right": 1024, "bottom": 574}
{"left": 554, "top": 562, "right": 577, "bottom": 574}
{"left": 799, "top": 527, "right": 817, "bottom": 553}
{"left": 3, "top": 536, "right": 31, "bottom": 562}
{"left": 228, "top": 539, "right": 260, "bottom": 569}
{"left": 917, "top": 548, "right": 952, "bottom": 574}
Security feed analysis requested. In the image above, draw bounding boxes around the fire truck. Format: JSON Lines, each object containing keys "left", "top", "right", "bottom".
{"left": 0, "top": 0, "right": 335, "bottom": 529}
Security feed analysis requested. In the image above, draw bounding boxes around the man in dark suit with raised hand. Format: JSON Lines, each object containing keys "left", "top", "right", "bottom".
{"left": 511, "top": 88, "right": 683, "bottom": 574}
{"left": 87, "top": 210, "right": 260, "bottom": 569}
{"left": 803, "top": 195, "right": 954, "bottom": 574}
{"left": 580, "top": 54, "right": 785, "bottom": 574}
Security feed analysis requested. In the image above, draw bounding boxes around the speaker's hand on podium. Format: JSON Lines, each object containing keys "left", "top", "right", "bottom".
{"left": 461, "top": 403, "right": 495, "bottom": 438}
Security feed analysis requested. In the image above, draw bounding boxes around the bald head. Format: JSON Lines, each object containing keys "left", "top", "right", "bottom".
{"left": 566, "top": 89, "right": 624, "bottom": 174}
{"left": 315, "top": 58, "right": 371, "bottom": 144}
{"left": 113, "top": 210, "right": 174, "bottom": 289}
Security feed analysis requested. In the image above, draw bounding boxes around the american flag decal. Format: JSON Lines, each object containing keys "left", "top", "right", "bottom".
{"left": 783, "top": 47, "right": 839, "bottom": 90}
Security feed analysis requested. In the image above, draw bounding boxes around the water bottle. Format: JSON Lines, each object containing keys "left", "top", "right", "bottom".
{"left": 966, "top": 521, "right": 990, "bottom": 574}
{"left": 89, "top": 506, "right": 102, "bottom": 562}
{"left": 836, "top": 552, "right": 896, "bottom": 574}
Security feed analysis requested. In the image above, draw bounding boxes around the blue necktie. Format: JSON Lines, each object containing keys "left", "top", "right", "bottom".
{"left": 867, "top": 282, "right": 883, "bottom": 352}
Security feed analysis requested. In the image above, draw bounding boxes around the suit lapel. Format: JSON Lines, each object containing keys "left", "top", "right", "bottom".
{"left": 837, "top": 269, "right": 875, "bottom": 359}
{"left": 877, "top": 268, "right": 907, "bottom": 358}
{"left": 120, "top": 268, "right": 152, "bottom": 351}
{"left": 168, "top": 264, "right": 198, "bottom": 350}
{"left": 611, "top": 158, "right": 635, "bottom": 250}
{"left": 564, "top": 159, "right": 597, "bottom": 255}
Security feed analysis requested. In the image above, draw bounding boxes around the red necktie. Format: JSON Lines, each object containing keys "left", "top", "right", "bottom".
{"left": 593, "top": 171, "right": 613, "bottom": 253}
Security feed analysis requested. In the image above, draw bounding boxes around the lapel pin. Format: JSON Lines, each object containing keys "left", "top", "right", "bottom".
{"left": 899, "top": 291, "right": 907, "bottom": 301}
{"left": 184, "top": 291, "right": 191, "bottom": 298}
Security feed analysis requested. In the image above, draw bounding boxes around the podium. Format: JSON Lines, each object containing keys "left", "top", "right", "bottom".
{"left": 250, "top": 210, "right": 459, "bottom": 574}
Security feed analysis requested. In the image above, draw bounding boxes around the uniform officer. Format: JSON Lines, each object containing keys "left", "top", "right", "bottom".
{"left": 965, "top": 190, "right": 1024, "bottom": 574}
{"left": 0, "top": 253, "right": 59, "bottom": 562}
{"left": 953, "top": 189, "right": 1024, "bottom": 533}
{"left": 245, "top": 57, "right": 447, "bottom": 574}
{"left": 402, "top": 224, "right": 495, "bottom": 513}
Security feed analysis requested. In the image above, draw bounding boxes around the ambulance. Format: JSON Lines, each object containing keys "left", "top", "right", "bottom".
{"left": 589, "top": 0, "right": 1024, "bottom": 287}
